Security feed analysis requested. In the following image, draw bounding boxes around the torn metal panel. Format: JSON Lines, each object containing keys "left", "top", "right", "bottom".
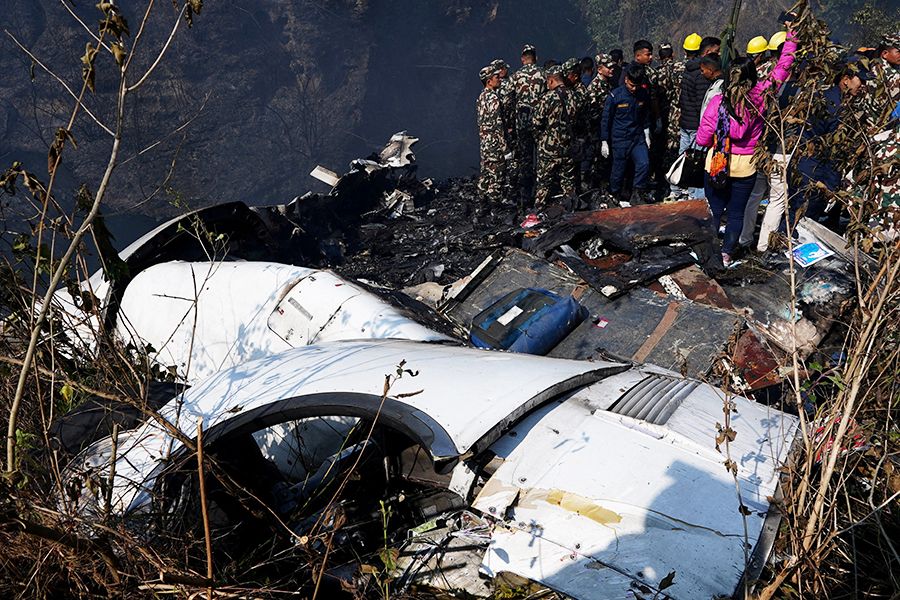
{"left": 393, "top": 512, "right": 494, "bottom": 596}
{"left": 379, "top": 131, "right": 419, "bottom": 167}
{"left": 310, "top": 165, "right": 340, "bottom": 187}
{"left": 473, "top": 376, "right": 799, "bottom": 600}
{"left": 67, "top": 340, "right": 625, "bottom": 516}
{"left": 649, "top": 265, "right": 735, "bottom": 309}
{"left": 116, "top": 261, "right": 455, "bottom": 383}
{"left": 549, "top": 287, "right": 741, "bottom": 376}
{"left": 646, "top": 266, "right": 782, "bottom": 390}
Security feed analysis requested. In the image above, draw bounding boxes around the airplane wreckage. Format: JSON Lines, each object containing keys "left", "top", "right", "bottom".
{"left": 47, "top": 133, "right": 873, "bottom": 599}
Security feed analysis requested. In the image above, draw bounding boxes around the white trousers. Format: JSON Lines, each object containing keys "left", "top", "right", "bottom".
{"left": 757, "top": 152, "right": 791, "bottom": 252}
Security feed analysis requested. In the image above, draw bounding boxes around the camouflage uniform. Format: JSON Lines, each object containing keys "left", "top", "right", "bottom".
{"left": 586, "top": 71, "right": 613, "bottom": 135}
{"left": 586, "top": 53, "right": 616, "bottom": 184}
{"left": 476, "top": 69, "right": 508, "bottom": 202}
{"left": 865, "top": 57, "right": 900, "bottom": 129}
{"left": 532, "top": 78, "right": 574, "bottom": 208}
{"left": 511, "top": 49, "right": 547, "bottom": 190}
{"left": 563, "top": 58, "right": 590, "bottom": 191}
{"left": 872, "top": 123, "right": 900, "bottom": 209}
{"left": 643, "top": 62, "right": 670, "bottom": 198}
{"left": 492, "top": 59, "right": 519, "bottom": 187}
{"left": 658, "top": 58, "right": 686, "bottom": 154}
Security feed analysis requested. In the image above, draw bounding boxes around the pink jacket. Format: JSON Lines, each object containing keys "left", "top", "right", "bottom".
{"left": 696, "top": 32, "right": 797, "bottom": 155}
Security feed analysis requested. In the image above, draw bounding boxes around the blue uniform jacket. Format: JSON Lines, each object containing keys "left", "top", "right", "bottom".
{"left": 795, "top": 85, "right": 843, "bottom": 191}
{"left": 600, "top": 84, "right": 652, "bottom": 145}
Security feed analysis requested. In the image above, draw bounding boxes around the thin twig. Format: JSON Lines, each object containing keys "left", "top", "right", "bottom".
{"left": 124, "top": 0, "right": 157, "bottom": 69}
{"left": 58, "top": 0, "right": 110, "bottom": 50}
{"left": 4, "top": 31, "right": 115, "bottom": 136}
{"left": 127, "top": 3, "right": 187, "bottom": 92}
{"left": 196, "top": 417, "right": 214, "bottom": 600}
{"left": 104, "top": 422, "right": 119, "bottom": 522}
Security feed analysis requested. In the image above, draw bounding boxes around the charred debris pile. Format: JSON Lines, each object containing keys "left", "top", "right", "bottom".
{"left": 152, "top": 133, "right": 867, "bottom": 400}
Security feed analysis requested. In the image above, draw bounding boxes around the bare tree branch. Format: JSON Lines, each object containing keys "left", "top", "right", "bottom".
{"left": 127, "top": 3, "right": 187, "bottom": 93}
{"left": 3, "top": 31, "right": 115, "bottom": 137}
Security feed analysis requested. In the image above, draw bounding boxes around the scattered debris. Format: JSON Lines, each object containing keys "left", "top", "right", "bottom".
{"left": 48, "top": 131, "right": 874, "bottom": 600}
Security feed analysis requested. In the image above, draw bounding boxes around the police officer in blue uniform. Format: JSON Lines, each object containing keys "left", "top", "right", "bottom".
{"left": 600, "top": 64, "right": 653, "bottom": 205}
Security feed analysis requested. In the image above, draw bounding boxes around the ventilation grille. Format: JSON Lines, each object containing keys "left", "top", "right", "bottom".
{"left": 608, "top": 375, "right": 699, "bottom": 425}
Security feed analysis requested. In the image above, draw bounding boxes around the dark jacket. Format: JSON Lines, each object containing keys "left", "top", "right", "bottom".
{"left": 678, "top": 56, "right": 711, "bottom": 131}
{"left": 600, "top": 84, "right": 652, "bottom": 145}
{"left": 618, "top": 60, "right": 651, "bottom": 90}
{"left": 794, "top": 85, "right": 844, "bottom": 191}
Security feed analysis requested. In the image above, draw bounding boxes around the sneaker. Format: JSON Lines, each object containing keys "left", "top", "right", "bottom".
{"left": 722, "top": 252, "right": 733, "bottom": 267}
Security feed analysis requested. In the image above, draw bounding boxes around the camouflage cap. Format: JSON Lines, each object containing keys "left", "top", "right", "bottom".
{"left": 546, "top": 64, "right": 564, "bottom": 76}
{"left": 479, "top": 65, "right": 500, "bottom": 82}
{"left": 522, "top": 44, "right": 536, "bottom": 55}
{"left": 562, "top": 57, "right": 579, "bottom": 75}
{"left": 490, "top": 58, "right": 509, "bottom": 70}
{"left": 595, "top": 53, "right": 616, "bottom": 69}
{"left": 882, "top": 32, "right": 900, "bottom": 49}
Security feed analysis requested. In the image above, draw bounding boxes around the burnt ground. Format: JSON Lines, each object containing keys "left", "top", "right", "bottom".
{"left": 333, "top": 175, "right": 525, "bottom": 289}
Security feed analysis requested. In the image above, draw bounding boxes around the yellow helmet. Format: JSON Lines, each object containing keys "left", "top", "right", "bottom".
{"left": 747, "top": 36, "right": 768, "bottom": 55}
{"left": 768, "top": 31, "right": 787, "bottom": 50}
{"left": 684, "top": 33, "right": 702, "bottom": 51}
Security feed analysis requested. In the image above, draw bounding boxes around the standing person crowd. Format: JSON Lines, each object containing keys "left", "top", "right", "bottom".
{"left": 475, "top": 10, "right": 900, "bottom": 263}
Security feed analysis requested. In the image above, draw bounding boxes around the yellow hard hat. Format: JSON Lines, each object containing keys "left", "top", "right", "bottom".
{"left": 683, "top": 33, "right": 702, "bottom": 51}
{"left": 747, "top": 36, "right": 768, "bottom": 55}
{"left": 768, "top": 31, "right": 787, "bottom": 50}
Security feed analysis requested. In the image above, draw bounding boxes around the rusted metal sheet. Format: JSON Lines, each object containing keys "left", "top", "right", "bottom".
{"left": 562, "top": 199, "right": 716, "bottom": 252}
{"left": 734, "top": 329, "right": 784, "bottom": 390}
{"left": 663, "top": 265, "right": 734, "bottom": 309}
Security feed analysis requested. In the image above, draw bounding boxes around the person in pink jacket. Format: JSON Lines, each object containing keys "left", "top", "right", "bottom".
{"left": 696, "top": 30, "right": 797, "bottom": 265}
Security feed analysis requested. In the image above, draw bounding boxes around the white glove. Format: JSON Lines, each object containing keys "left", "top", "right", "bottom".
{"left": 601, "top": 141, "right": 609, "bottom": 158}
{"left": 644, "top": 128, "right": 651, "bottom": 147}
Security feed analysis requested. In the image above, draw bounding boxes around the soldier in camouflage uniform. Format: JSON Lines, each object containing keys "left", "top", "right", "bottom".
{"left": 491, "top": 59, "right": 519, "bottom": 193}
{"left": 563, "top": 58, "right": 590, "bottom": 192}
{"left": 562, "top": 58, "right": 588, "bottom": 127}
{"left": 864, "top": 33, "right": 900, "bottom": 130}
{"left": 476, "top": 64, "right": 508, "bottom": 204}
{"left": 511, "top": 45, "right": 547, "bottom": 197}
{"left": 532, "top": 67, "right": 575, "bottom": 209}
{"left": 871, "top": 122, "right": 900, "bottom": 212}
{"left": 587, "top": 53, "right": 616, "bottom": 186}
{"left": 657, "top": 42, "right": 687, "bottom": 157}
